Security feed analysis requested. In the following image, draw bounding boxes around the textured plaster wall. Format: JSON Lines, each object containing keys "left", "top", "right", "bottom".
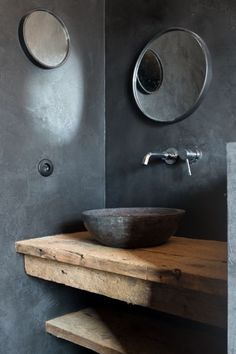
{"left": 106, "top": 0, "right": 236, "bottom": 241}
{"left": 0, "top": 0, "right": 105, "bottom": 353}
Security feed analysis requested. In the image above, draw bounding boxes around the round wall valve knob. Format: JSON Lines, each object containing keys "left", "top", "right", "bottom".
{"left": 38, "top": 159, "right": 54, "bottom": 177}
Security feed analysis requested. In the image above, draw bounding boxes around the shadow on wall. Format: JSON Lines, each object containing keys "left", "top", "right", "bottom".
{"left": 83, "top": 226, "right": 227, "bottom": 353}
{"left": 87, "top": 295, "right": 226, "bottom": 354}
{"left": 175, "top": 177, "right": 227, "bottom": 240}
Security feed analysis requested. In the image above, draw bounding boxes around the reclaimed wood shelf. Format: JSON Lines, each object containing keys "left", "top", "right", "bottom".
{"left": 15, "top": 232, "right": 227, "bottom": 328}
{"left": 46, "top": 306, "right": 226, "bottom": 354}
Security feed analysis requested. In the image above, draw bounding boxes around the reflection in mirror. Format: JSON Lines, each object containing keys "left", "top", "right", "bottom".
{"left": 137, "top": 50, "right": 163, "bottom": 94}
{"left": 19, "top": 10, "right": 70, "bottom": 69}
{"left": 133, "top": 28, "right": 212, "bottom": 123}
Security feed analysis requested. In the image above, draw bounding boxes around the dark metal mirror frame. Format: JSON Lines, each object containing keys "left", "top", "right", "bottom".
{"left": 19, "top": 8, "right": 70, "bottom": 69}
{"left": 132, "top": 27, "right": 212, "bottom": 124}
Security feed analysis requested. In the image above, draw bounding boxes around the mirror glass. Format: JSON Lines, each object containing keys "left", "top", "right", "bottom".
{"left": 133, "top": 28, "right": 212, "bottom": 123}
{"left": 19, "top": 10, "right": 70, "bottom": 69}
{"left": 137, "top": 50, "right": 163, "bottom": 94}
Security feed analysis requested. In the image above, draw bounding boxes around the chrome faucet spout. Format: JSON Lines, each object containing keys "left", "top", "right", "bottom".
{"left": 142, "top": 152, "right": 165, "bottom": 165}
{"left": 142, "top": 148, "right": 178, "bottom": 166}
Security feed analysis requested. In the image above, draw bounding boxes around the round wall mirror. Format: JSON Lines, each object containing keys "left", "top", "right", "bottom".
{"left": 19, "top": 10, "right": 70, "bottom": 69}
{"left": 133, "top": 28, "right": 212, "bottom": 123}
{"left": 137, "top": 49, "right": 163, "bottom": 94}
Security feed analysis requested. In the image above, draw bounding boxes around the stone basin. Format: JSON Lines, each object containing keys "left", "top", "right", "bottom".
{"left": 82, "top": 208, "right": 185, "bottom": 248}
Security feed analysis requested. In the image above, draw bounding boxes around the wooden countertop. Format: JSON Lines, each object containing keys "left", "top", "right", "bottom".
{"left": 16, "top": 232, "right": 227, "bottom": 327}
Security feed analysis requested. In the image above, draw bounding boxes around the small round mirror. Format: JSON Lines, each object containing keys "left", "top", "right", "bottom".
{"left": 133, "top": 28, "right": 212, "bottom": 123}
{"left": 137, "top": 50, "right": 163, "bottom": 94}
{"left": 19, "top": 10, "right": 70, "bottom": 69}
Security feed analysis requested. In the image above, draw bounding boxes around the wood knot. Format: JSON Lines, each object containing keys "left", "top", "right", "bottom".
{"left": 172, "top": 268, "right": 182, "bottom": 280}
{"left": 38, "top": 248, "right": 45, "bottom": 256}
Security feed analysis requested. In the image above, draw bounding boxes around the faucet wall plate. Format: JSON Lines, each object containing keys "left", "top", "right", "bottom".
{"left": 164, "top": 148, "right": 178, "bottom": 165}
{"left": 179, "top": 148, "right": 202, "bottom": 162}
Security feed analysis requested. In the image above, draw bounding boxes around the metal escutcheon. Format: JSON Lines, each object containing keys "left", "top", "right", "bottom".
{"left": 38, "top": 159, "right": 54, "bottom": 177}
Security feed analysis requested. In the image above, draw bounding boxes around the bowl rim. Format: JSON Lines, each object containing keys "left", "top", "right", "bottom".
{"left": 82, "top": 207, "right": 186, "bottom": 218}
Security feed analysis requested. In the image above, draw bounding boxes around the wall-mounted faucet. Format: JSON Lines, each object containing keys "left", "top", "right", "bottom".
{"left": 142, "top": 147, "right": 202, "bottom": 176}
{"left": 142, "top": 148, "right": 178, "bottom": 166}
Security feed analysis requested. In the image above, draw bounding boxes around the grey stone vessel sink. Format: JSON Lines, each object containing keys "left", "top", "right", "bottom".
{"left": 82, "top": 208, "right": 185, "bottom": 248}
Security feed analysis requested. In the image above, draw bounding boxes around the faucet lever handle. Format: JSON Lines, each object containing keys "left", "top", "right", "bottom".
{"left": 179, "top": 148, "right": 202, "bottom": 176}
{"left": 186, "top": 158, "right": 192, "bottom": 176}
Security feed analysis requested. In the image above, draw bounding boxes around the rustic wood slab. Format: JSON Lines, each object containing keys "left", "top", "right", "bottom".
{"left": 16, "top": 232, "right": 226, "bottom": 294}
{"left": 46, "top": 306, "right": 226, "bottom": 354}
{"left": 16, "top": 232, "right": 227, "bottom": 327}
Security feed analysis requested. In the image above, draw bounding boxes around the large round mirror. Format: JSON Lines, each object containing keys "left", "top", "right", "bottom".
{"left": 133, "top": 28, "right": 212, "bottom": 123}
{"left": 19, "top": 10, "right": 70, "bottom": 69}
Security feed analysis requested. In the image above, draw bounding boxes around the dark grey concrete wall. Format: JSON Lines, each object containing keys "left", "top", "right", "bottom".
{"left": 1, "top": 0, "right": 104, "bottom": 353}
{"left": 106, "top": 0, "right": 236, "bottom": 241}
{"left": 227, "top": 143, "right": 236, "bottom": 354}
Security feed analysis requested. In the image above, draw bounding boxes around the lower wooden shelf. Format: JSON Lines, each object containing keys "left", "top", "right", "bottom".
{"left": 46, "top": 306, "right": 226, "bottom": 354}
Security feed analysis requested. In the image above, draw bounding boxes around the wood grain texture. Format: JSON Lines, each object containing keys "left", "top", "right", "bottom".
{"left": 16, "top": 232, "right": 227, "bottom": 296}
{"left": 16, "top": 232, "right": 227, "bottom": 327}
{"left": 24, "top": 254, "right": 226, "bottom": 327}
{"left": 46, "top": 307, "right": 226, "bottom": 354}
